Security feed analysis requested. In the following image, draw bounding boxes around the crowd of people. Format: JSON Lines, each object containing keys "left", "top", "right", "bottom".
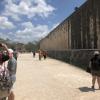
{"left": 0, "top": 42, "right": 100, "bottom": 100}
{"left": 32, "top": 49, "right": 47, "bottom": 60}
{"left": 0, "top": 44, "right": 47, "bottom": 99}
{"left": 0, "top": 43, "right": 17, "bottom": 100}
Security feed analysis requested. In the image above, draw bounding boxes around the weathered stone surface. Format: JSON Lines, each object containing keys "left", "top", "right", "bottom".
{"left": 40, "top": 0, "right": 100, "bottom": 50}
{"left": 47, "top": 50, "right": 100, "bottom": 69}
{"left": 40, "top": 0, "right": 100, "bottom": 68}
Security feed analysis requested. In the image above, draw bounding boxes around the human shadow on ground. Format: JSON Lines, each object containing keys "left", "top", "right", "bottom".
{"left": 79, "top": 87, "right": 95, "bottom": 92}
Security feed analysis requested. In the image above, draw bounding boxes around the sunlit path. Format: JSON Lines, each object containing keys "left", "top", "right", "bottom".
{"left": 14, "top": 53, "right": 100, "bottom": 100}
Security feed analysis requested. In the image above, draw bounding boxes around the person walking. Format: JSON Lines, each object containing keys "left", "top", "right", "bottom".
{"left": 89, "top": 51, "right": 100, "bottom": 89}
{"left": 38, "top": 49, "right": 42, "bottom": 60}
{"left": 43, "top": 51, "right": 47, "bottom": 60}
{"left": 32, "top": 51, "right": 35, "bottom": 58}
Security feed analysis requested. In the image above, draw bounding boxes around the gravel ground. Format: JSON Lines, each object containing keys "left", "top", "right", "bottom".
{"left": 14, "top": 53, "right": 100, "bottom": 100}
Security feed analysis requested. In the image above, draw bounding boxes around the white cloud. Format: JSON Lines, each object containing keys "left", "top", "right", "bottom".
{"left": 28, "top": 0, "right": 55, "bottom": 18}
{"left": 0, "top": 0, "right": 56, "bottom": 43}
{"left": 21, "top": 22, "right": 33, "bottom": 29}
{"left": 0, "top": 21, "right": 59, "bottom": 43}
{"left": 3, "top": 0, "right": 55, "bottom": 20}
{"left": 15, "top": 22, "right": 49, "bottom": 43}
{"left": 11, "top": 15, "right": 21, "bottom": 21}
{"left": 0, "top": 32, "right": 9, "bottom": 39}
{"left": 0, "top": 16, "right": 15, "bottom": 29}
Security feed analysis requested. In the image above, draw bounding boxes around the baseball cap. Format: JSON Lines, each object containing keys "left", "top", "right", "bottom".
{"left": 8, "top": 48, "right": 14, "bottom": 53}
{"left": 94, "top": 51, "right": 99, "bottom": 55}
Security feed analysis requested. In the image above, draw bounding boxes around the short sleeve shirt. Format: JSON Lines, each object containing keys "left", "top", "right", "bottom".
{"left": 7, "top": 57, "right": 17, "bottom": 75}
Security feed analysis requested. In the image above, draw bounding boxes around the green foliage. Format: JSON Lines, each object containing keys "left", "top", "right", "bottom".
{"left": 0, "top": 38, "right": 39, "bottom": 52}
{"left": 24, "top": 42, "right": 37, "bottom": 52}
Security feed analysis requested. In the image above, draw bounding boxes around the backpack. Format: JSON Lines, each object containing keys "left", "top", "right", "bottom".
{"left": 0, "top": 63, "right": 13, "bottom": 98}
{"left": 91, "top": 56, "right": 100, "bottom": 70}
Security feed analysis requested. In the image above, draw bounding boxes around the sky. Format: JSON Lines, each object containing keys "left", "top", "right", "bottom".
{"left": 0, "top": 0, "right": 86, "bottom": 43}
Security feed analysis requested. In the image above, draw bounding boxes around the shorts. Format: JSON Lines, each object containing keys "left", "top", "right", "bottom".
{"left": 0, "top": 90, "right": 10, "bottom": 99}
{"left": 91, "top": 70, "right": 100, "bottom": 77}
{"left": 10, "top": 75, "right": 16, "bottom": 84}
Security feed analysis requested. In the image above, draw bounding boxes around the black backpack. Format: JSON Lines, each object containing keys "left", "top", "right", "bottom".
{"left": 91, "top": 56, "right": 100, "bottom": 70}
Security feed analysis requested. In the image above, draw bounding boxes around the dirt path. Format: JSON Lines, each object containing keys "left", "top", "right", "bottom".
{"left": 14, "top": 53, "right": 100, "bottom": 100}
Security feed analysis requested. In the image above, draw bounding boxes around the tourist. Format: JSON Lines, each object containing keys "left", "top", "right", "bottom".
{"left": 7, "top": 49, "right": 17, "bottom": 100}
{"left": 32, "top": 51, "right": 36, "bottom": 58}
{"left": 89, "top": 51, "right": 100, "bottom": 89}
{"left": 43, "top": 51, "right": 47, "bottom": 60}
{"left": 38, "top": 49, "right": 42, "bottom": 60}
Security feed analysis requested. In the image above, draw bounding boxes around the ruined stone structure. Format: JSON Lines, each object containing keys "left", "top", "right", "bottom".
{"left": 40, "top": 0, "right": 100, "bottom": 69}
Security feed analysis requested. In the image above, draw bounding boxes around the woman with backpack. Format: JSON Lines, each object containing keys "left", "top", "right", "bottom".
{"left": 89, "top": 51, "right": 100, "bottom": 89}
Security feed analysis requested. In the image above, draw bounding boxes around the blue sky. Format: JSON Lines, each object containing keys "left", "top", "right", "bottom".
{"left": 0, "top": 0, "right": 86, "bottom": 43}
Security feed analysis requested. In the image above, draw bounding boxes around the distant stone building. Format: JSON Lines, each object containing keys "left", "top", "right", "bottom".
{"left": 39, "top": 0, "right": 100, "bottom": 69}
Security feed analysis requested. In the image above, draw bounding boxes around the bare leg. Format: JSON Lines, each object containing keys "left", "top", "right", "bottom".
{"left": 92, "top": 75, "right": 96, "bottom": 89}
{"left": 8, "top": 91, "right": 14, "bottom": 100}
{"left": 97, "top": 76, "right": 100, "bottom": 89}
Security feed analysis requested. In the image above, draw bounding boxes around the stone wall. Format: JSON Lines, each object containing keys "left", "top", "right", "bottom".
{"left": 40, "top": 20, "right": 70, "bottom": 51}
{"left": 40, "top": 0, "right": 100, "bottom": 50}
{"left": 47, "top": 49, "right": 100, "bottom": 70}
{"left": 39, "top": 0, "right": 100, "bottom": 69}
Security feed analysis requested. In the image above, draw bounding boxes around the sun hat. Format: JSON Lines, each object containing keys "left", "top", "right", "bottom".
{"left": 8, "top": 48, "right": 14, "bottom": 53}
